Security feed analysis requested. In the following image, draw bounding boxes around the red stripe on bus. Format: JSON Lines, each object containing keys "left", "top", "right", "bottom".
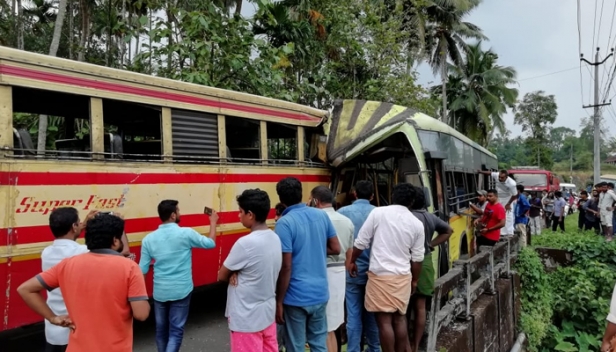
{"left": 0, "top": 172, "right": 330, "bottom": 186}
{"left": 0, "top": 64, "right": 321, "bottom": 122}
{"left": 0, "top": 210, "right": 274, "bottom": 247}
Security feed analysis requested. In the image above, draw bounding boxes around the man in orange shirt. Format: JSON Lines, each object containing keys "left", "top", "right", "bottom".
{"left": 17, "top": 213, "right": 150, "bottom": 352}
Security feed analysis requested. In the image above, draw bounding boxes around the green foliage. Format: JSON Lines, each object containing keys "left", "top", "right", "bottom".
{"left": 434, "top": 42, "right": 518, "bottom": 146}
{"left": 515, "top": 247, "right": 553, "bottom": 351}
{"left": 518, "top": 217, "right": 615, "bottom": 351}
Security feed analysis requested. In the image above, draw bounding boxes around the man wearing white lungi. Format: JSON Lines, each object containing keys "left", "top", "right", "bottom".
{"left": 311, "top": 186, "right": 354, "bottom": 352}
{"left": 479, "top": 169, "right": 518, "bottom": 236}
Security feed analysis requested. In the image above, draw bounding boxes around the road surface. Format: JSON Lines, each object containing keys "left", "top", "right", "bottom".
{"left": 0, "top": 284, "right": 231, "bottom": 351}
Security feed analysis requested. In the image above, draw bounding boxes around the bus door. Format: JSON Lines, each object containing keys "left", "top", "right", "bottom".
{"left": 403, "top": 151, "right": 451, "bottom": 278}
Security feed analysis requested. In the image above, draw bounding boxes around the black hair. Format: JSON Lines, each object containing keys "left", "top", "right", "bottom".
{"left": 49, "top": 207, "right": 80, "bottom": 238}
{"left": 487, "top": 189, "right": 498, "bottom": 195}
{"left": 499, "top": 169, "right": 509, "bottom": 176}
{"left": 580, "top": 190, "right": 588, "bottom": 196}
{"left": 595, "top": 183, "right": 602, "bottom": 188}
{"left": 392, "top": 183, "right": 416, "bottom": 207}
{"left": 85, "top": 214, "right": 125, "bottom": 250}
{"left": 609, "top": 182, "right": 615, "bottom": 189}
{"left": 555, "top": 191, "right": 562, "bottom": 197}
{"left": 354, "top": 181, "right": 374, "bottom": 200}
{"left": 410, "top": 186, "right": 425, "bottom": 210}
{"left": 275, "top": 203, "right": 287, "bottom": 216}
{"left": 599, "top": 182, "right": 608, "bottom": 187}
{"left": 237, "top": 189, "right": 271, "bottom": 223}
{"left": 311, "top": 186, "right": 334, "bottom": 204}
{"left": 158, "top": 200, "right": 179, "bottom": 222}
{"left": 516, "top": 184, "right": 525, "bottom": 193}
{"left": 276, "top": 177, "right": 303, "bottom": 206}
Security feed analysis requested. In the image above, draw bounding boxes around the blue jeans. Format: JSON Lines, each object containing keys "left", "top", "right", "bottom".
{"left": 345, "top": 282, "right": 380, "bottom": 352}
{"left": 154, "top": 293, "right": 191, "bottom": 352}
{"left": 283, "top": 303, "right": 327, "bottom": 352}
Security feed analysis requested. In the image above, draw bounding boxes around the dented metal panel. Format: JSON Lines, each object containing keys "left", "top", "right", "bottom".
{"left": 325, "top": 100, "right": 418, "bottom": 167}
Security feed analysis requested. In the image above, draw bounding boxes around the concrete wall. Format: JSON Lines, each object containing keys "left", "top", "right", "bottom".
{"left": 434, "top": 273, "right": 521, "bottom": 352}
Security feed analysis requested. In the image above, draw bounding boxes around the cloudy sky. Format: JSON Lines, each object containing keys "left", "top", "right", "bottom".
{"left": 414, "top": 0, "right": 616, "bottom": 138}
{"left": 242, "top": 1, "right": 616, "bottom": 138}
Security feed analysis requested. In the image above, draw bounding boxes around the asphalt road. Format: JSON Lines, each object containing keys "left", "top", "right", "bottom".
{"left": 0, "top": 284, "right": 231, "bottom": 352}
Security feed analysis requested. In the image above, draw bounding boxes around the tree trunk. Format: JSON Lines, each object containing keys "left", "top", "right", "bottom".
{"left": 234, "top": 0, "right": 242, "bottom": 15}
{"left": 37, "top": 0, "right": 68, "bottom": 154}
{"left": 16, "top": 0, "right": 23, "bottom": 49}
{"left": 78, "top": 0, "right": 89, "bottom": 62}
{"left": 68, "top": 0, "right": 73, "bottom": 59}
{"left": 440, "top": 54, "right": 447, "bottom": 126}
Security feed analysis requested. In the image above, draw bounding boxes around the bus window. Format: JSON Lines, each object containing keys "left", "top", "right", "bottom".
{"left": 267, "top": 122, "right": 297, "bottom": 164}
{"left": 11, "top": 86, "right": 91, "bottom": 159}
{"left": 102, "top": 98, "right": 163, "bottom": 161}
{"left": 225, "top": 116, "right": 260, "bottom": 163}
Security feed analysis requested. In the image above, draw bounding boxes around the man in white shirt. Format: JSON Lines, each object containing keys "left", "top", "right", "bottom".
{"left": 41, "top": 207, "right": 96, "bottom": 352}
{"left": 601, "top": 281, "right": 616, "bottom": 351}
{"left": 478, "top": 170, "right": 518, "bottom": 236}
{"left": 349, "top": 183, "right": 425, "bottom": 352}
{"left": 311, "top": 186, "right": 354, "bottom": 352}
{"left": 599, "top": 182, "right": 616, "bottom": 241}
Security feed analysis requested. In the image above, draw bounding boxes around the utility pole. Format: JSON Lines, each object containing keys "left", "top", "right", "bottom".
{"left": 581, "top": 47, "right": 613, "bottom": 184}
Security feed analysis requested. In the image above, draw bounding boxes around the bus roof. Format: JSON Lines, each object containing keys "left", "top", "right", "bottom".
{"left": 0, "top": 46, "right": 328, "bottom": 127}
{"left": 410, "top": 113, "right": 496, "bottom": 158}
{"left": 325, "top": 99, "right": 496, "bottom": 166}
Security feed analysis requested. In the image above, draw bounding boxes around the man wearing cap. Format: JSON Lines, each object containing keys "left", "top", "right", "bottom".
{"left": 470, "top": 191, "right": 488, "bottom": 214}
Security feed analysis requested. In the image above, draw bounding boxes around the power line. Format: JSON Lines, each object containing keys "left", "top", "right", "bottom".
{"left": 592, "top": 0, "right": 599, "bottom": 53}
{"left": 597, "top": 0, "right": 606, "bottom": 47}
{"left": 578, "top": 0, "right": 587, "bottom": 107}
{"left": 605, "top": 0, "right": 616, "bottom": 58}
{"left": 517, "top": 66, "right": 578, "bottom": 82}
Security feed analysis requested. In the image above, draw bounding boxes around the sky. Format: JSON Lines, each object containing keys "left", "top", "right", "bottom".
{"left": 240, "top": 1, "right": 616, "bottom": 138}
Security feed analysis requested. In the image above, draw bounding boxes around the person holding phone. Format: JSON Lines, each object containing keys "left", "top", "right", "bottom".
{"left": 139, "top": 200, "right": 219, "bottom": 352}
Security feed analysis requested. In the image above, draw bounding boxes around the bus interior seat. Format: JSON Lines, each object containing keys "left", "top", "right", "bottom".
{"left": 13, "top": 128, "right": 36, "bottom": 156}
{"left": 104, "top": 133, "right": 123, "bottom": 159}
{"left": 226, "top": 147, "right": 232, "bottom": 162}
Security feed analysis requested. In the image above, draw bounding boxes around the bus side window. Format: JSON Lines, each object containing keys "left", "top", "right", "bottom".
{"left": 103, "top": 98, "right": 163, "bottom": 161}
{"left": 225, "top": 116, "right": 260, "bottom": 163}
{"left": 267, "top": 122, "right": 297, "bottom": 164}
{"left": 12, "top": 86, "right": 91, "bottom": 159}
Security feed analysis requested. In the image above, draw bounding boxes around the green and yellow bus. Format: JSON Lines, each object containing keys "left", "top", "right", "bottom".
{"left": 326, "top": 99, "right": 498, "bottom": 278}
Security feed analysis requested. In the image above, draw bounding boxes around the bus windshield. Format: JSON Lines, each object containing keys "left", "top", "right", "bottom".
{"left": 514, "top": 173, "right": 547, "bottom": 187}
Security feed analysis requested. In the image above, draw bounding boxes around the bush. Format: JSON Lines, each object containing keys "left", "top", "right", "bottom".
{"left": 518, "top": 216, "right": 616, "bottom": 351}
{"left": 515, "top": 247, "right": 553, "bottom": 351}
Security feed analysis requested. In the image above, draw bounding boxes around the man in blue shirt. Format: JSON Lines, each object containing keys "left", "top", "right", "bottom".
{"left": 337, "top": 181, "right": 380, "bottom": 352}
{"left": 514, "top": 185, "right": 531, "bottom": 246}
{"left": 274, "top": 177, "right": 340, "bottom": 352}
{"left": 139, "top": 200, "right": 218, "bottom": 352}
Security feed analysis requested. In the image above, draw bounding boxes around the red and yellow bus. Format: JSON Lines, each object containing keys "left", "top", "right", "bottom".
{"left": 0, "top": 46, "right": 330, "bottom": 331}
{"left": 0, "top": 46, "right": 498, "bottom": 333}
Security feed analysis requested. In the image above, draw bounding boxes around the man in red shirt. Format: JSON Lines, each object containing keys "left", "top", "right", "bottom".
{"left": 17, "top": 213, "right": 150, "bottom": 352}
{"left": 475, "top": 189, "right": 506, "bottom": 250}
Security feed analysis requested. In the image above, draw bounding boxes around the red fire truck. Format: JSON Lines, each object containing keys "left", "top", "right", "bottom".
{"left": 509, "top": 166, "right": 560, "bottom": 194}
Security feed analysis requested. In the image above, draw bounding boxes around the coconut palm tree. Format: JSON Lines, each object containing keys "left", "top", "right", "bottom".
{"left": 424, "top": 0, "right": 486, "bottom": 125}
{"left": 37, "top": 0, "right": 69, "bottom": 154}
{"left": 438, "top": 42, "right": 518, "bottom": 146}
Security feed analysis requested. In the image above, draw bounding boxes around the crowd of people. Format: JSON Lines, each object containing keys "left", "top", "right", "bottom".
{"left": 15, "top": 172, "right": 536, "bottom": 352}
